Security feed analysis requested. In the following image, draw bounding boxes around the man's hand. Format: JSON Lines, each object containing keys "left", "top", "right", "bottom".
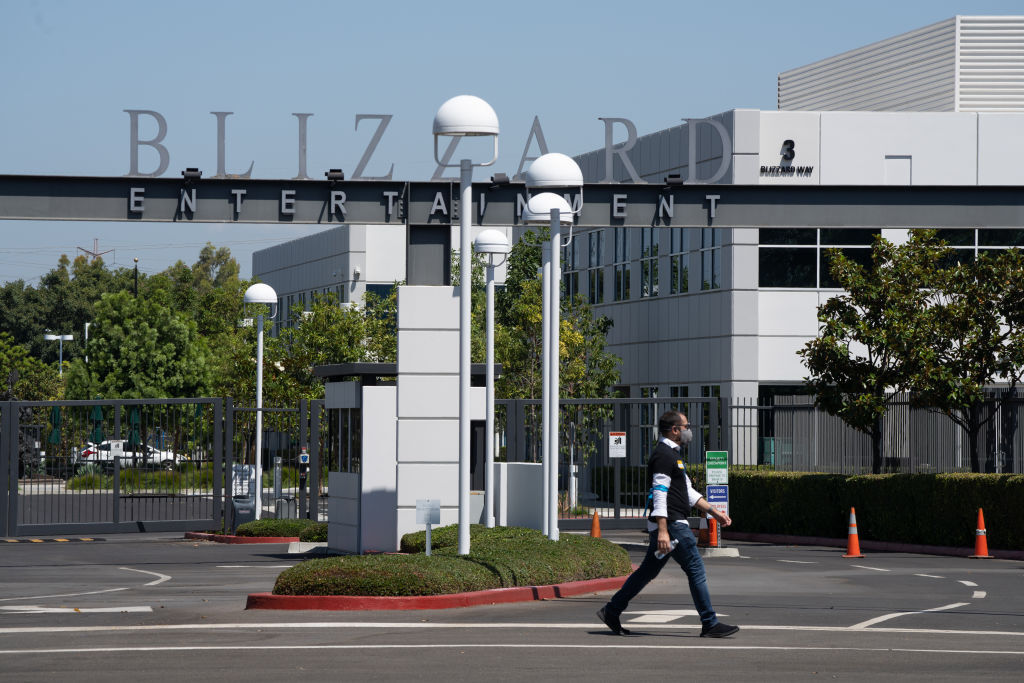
{"left": 711, "top": 509, "right": 732, "bottom": 528}
{"left": 657, "top": 529, "right": 672, "bottom": 555}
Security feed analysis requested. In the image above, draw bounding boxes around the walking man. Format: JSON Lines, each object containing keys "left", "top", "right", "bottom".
{"left": 597, "top": 409, "right": 738, "bottom": 638}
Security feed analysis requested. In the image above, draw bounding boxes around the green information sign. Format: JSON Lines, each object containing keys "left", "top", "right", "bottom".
{"left": 706, "top": 451, "right": 729, "bottom": 485}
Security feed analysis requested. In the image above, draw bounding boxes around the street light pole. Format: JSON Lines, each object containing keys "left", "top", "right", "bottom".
{"left": 43, "top": 333, "right": 74, "bottom": 378}
{"left": 243, "top": 282, "right": 278, "bottom": 521}
{"left": 474, "top": 229, "right": 510, "bottom": 530}
{"left": 522, "top": 153, "right": 584, "bottom": 542}
{"left": 433, "top": 95, "right": 499, "bottom": 556}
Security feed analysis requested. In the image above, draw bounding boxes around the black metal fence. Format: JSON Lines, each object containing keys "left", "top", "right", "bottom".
{"left": 497, "top": 397, "right": 722, "bottom": 529}
{"left": 730, "top": 393, "right": 1024, "bottom": 475}
{"left": 1, "top": 397, "right": 330, "bottom": 537}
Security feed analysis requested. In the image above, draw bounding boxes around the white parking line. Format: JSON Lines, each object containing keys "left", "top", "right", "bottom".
{"left": 915, "top": 574, "right": 944, "bottom": 579}
{"left": 0, "top": 588, "right": 128, "bottom": 603}
{"left": 0, "top": 621, "right": 1021, "bottom": 637}
{"left": 973, "top": 591, "right": 987, "bottom": 599}
{"left": 778, "top": 560, "right": 816, "bottom": 564}
{"left": 850, "top": 565, "right": 890, "bottom": 572}
{"left": 959, "top": 580, "right": 978, "bottom": 587}
{"left": 1, "top": 643, "right": 1023, "bottom": 656}
{"left": 0, "top": 606, "right": 152, "bottom": 614}
{"left": 849, "top": 602, "right": 970, "bottom": 630}
{"left": 119, "top": 567, "right": 171, "bottom": 586}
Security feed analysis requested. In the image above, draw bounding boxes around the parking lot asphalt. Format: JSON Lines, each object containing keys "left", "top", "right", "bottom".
{"left": 1, "top": 532, "right": 1022, "bottom": 681}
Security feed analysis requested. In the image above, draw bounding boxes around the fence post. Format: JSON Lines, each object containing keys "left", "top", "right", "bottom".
{"left": 309, "top": 400, "right": 322, "bottom": 521}
{"left": 299, "top": 399, "right": 308, "bottom": 519}
{"left": 1, "top": 402, "right": 13, "bottom": 536}
{"left": 224, "top": 397, "right": 234, "bottom": 532}
{"left": 213, "top": 399, "right": 223, "bottom": 531}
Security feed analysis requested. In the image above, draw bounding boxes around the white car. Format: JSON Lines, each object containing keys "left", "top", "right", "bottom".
{"left": 76, "top": 440, "right": 186, "bottom": 471}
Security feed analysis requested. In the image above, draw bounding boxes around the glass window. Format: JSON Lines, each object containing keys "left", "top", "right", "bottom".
{"left": 589, "top": 230, "right": 604, "bottom": 268}
{"left": 701, "top": 248, "right": 720, "bottom": 290}
{"left": 588, "top": 268, "right": 604, "bottom": 304}
{"left": 759, "top": 228, "right": 816, "bottom": 245}
{"left": 979, "top": 229, "right": 1024, "bottom": 247}
{"left": 670, "top": 253, "right": 689, "bottom": 294}
{"left": 933, "top": 229, "right": 976, "bottom": 247}
{"left": 759, "top": 248, "right": 816, "bottom": 287}
{"left": 614, "top": 264, "right": 630, "bottom": 301}
{"left": 819, "top": 228, "right": 880, "bottom": 246}
{"left": 820, "top": 248, "right": 874, "bottom": 288}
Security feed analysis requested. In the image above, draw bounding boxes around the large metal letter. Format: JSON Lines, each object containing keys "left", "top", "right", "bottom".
{"left": 211, "top": 112, "right": 254, "bottom": 179}
{"left": 599, "top": 117, "right": 644, "bottom": 184}
{"left": 331, "top": 191, "right": 347, "bottom": 218}
{"left": 129, "top": 187, "right": 145, "bottom": 213}
{"left": 686, "top": 118, "right": 732, "bottom": 184}
{"left": 180, "top": 188, "right": 196, "bottom": 213}
{"left": 352, "top": 114, "right": 394, "bottom": 180}
{"left": 513, "top": 116, "right": 550, "bottom": 181}
{"left": 430, "top": 192, "right": 448, "bottom": 216}
{"left": 292, "top": 113, "right": 313, "bottom": 180}
{"left": 125, "top": 110, "right": 169, "bottom": 177}
{"left": 431, "top": 137, "right": 461, "bottom": 181}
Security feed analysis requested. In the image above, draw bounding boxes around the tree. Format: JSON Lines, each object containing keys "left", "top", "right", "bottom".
{"left": 799, "top": 232, "right": 949, "bottom": 474}
{"left": 65, "top": 290, "right": 211, "bottom": 399}
{"left": 912, "top": 247, "right": 1024, "bottom": 472}
{"left": 0, "top": 332, "right": 62, "bottom": 400}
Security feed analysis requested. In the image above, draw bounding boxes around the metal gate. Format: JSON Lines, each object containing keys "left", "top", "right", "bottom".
{"left": 223, "top": 398, "right": 325, "bottom": 530}
{"left": 1, "top": 398, "right": 223, "bottom": 536}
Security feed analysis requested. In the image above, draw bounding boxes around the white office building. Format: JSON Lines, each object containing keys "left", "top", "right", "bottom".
{"left": 253, "top": 16, "right": 1024, "bottom": 427}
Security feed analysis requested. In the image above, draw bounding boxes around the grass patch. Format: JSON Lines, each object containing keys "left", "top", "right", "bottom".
{"left": 273, "top": 524, "right": 631, "bottom": 597}
{"left": 236, "top": 518, "right": 320, "bottom": 537}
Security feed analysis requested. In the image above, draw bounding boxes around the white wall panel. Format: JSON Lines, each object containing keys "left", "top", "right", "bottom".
{"left": 758, "top": 291, "right": 819, "bottom": 336}
{"left": 396, "top": 464, "right": 458, "bottom": 507}
{"left": 365, "top": 224, "right": 406, "bottom": 282}
{"left": 819, "top": 112, "right": 977, "bottom": 185}
{"left": 397, "top": 286, "right": 458, "bottom": 329}
{"left": 397, "top": 419, "right": 457, "bottom": 462}
{"left": 758, "top": 336, "right": 812, "bottom": 382}
{"left": 978, "top": 113, "right": 1024, "bottom": 184}
{"left": 758, "top": 112, "right": 821, "bottom": 185}
{"left": 398, "top": 375, "right": 458, "bottom": 418}
{"left": 396, "top": 330, "right": 458, "bottom": 374}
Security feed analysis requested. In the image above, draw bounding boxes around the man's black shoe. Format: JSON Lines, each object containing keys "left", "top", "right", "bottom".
{"left": 700, "top": 622, "right": 739, "bottom": 638}
{"left": 597, "top": 607, "right": 631, "bottom": 635}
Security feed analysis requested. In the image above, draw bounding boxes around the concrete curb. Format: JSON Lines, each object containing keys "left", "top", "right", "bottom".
{"left": 245, "top": 574, "right": 629, "bottom": 611}
{"left": 724, "top": 531, "right": 1024, "bottom": 561}
{"left": 185, "top": 532, "right": 299, "bottom": 544}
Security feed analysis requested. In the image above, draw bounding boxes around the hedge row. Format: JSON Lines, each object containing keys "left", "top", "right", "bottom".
{"left": 728, "top": 471, "right": 1024, "bottom": 550}
{"left": 273, "top": 524, "right": 632, "bottom": 596}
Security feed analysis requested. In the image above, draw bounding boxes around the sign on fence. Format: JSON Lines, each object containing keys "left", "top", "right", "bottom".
{"left": 706, "top": 484, "right": 729, "bottom": 517}
{"left": 706, "top": 451, "right": 728, "bottom": 485}
{"left": 609, "top": 432, "right": 626, "bottom": 459}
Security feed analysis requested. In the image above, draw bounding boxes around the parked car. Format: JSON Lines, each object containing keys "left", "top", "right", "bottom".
{"left": 75, "top": 440, "right": 188, "bottom": 471}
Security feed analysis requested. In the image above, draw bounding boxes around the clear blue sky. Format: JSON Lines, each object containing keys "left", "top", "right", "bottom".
{"left": 1, "top": 0, "right": 1020, "bottom": 284}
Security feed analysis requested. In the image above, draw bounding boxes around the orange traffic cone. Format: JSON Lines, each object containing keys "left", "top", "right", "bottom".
{"left": 969, "top": 508, "right": 993, "bottom": 559}
{"left": 590, "top": 511, "right": 601, "bottom": 538}
{"left": 842, "top": 507, "right": 864, "bottom": 558}
{"left": 708, "top": 517, "right": 719, "bottom": 548}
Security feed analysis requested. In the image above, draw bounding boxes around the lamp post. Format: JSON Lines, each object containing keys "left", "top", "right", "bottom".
{"left": 243, "top": 282, "right": 278, "bottom": 521}
{"left": 474, "top": 228, "right": 510, "bottom": 529}
{"left": 433, "top": 95, "right": 499, "bottom": 556}
{"left": 43, "top": 333, "right": 74, "bottom": 377}
{"left": 522, "top": 153, "right": 584, "bottom": 542}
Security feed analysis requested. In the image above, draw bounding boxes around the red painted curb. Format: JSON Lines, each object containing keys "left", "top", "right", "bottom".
{"left": 724, "top": 531, "right": 1024, "bottom": 561}
{"left": 185, "top": 532, "right": 299, "bottom": 544}
{"left": 246, "top": 574, "right": 629, "bottom": 611}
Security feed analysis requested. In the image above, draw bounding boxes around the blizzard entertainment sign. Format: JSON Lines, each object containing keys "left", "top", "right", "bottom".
{"left": 123, "top": 110, "right": 734, "bottom": 184}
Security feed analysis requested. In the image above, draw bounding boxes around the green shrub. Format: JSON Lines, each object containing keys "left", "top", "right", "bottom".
{"left": 298, "top": 522, "right": 328, "bottom": 542}
{"left": 274, "top": 524, "right": 632, "bottom": 596}
{"left": 66, "top": 472, "right": 112, "bottom": 490}
{"left": 236, "top": 518, "right": 319, "bottom": 537}
{"left": 728, "top": 471, "right": 1024, "bottom": 550}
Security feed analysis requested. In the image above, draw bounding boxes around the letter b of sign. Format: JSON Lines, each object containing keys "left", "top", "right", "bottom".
{"left": 781, "top": 139, "right": 796, "bottom": 162}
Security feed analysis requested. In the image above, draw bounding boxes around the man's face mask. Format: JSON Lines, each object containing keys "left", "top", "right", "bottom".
{"left": 678, "top": 427, "right": 693, "bottom": 445}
